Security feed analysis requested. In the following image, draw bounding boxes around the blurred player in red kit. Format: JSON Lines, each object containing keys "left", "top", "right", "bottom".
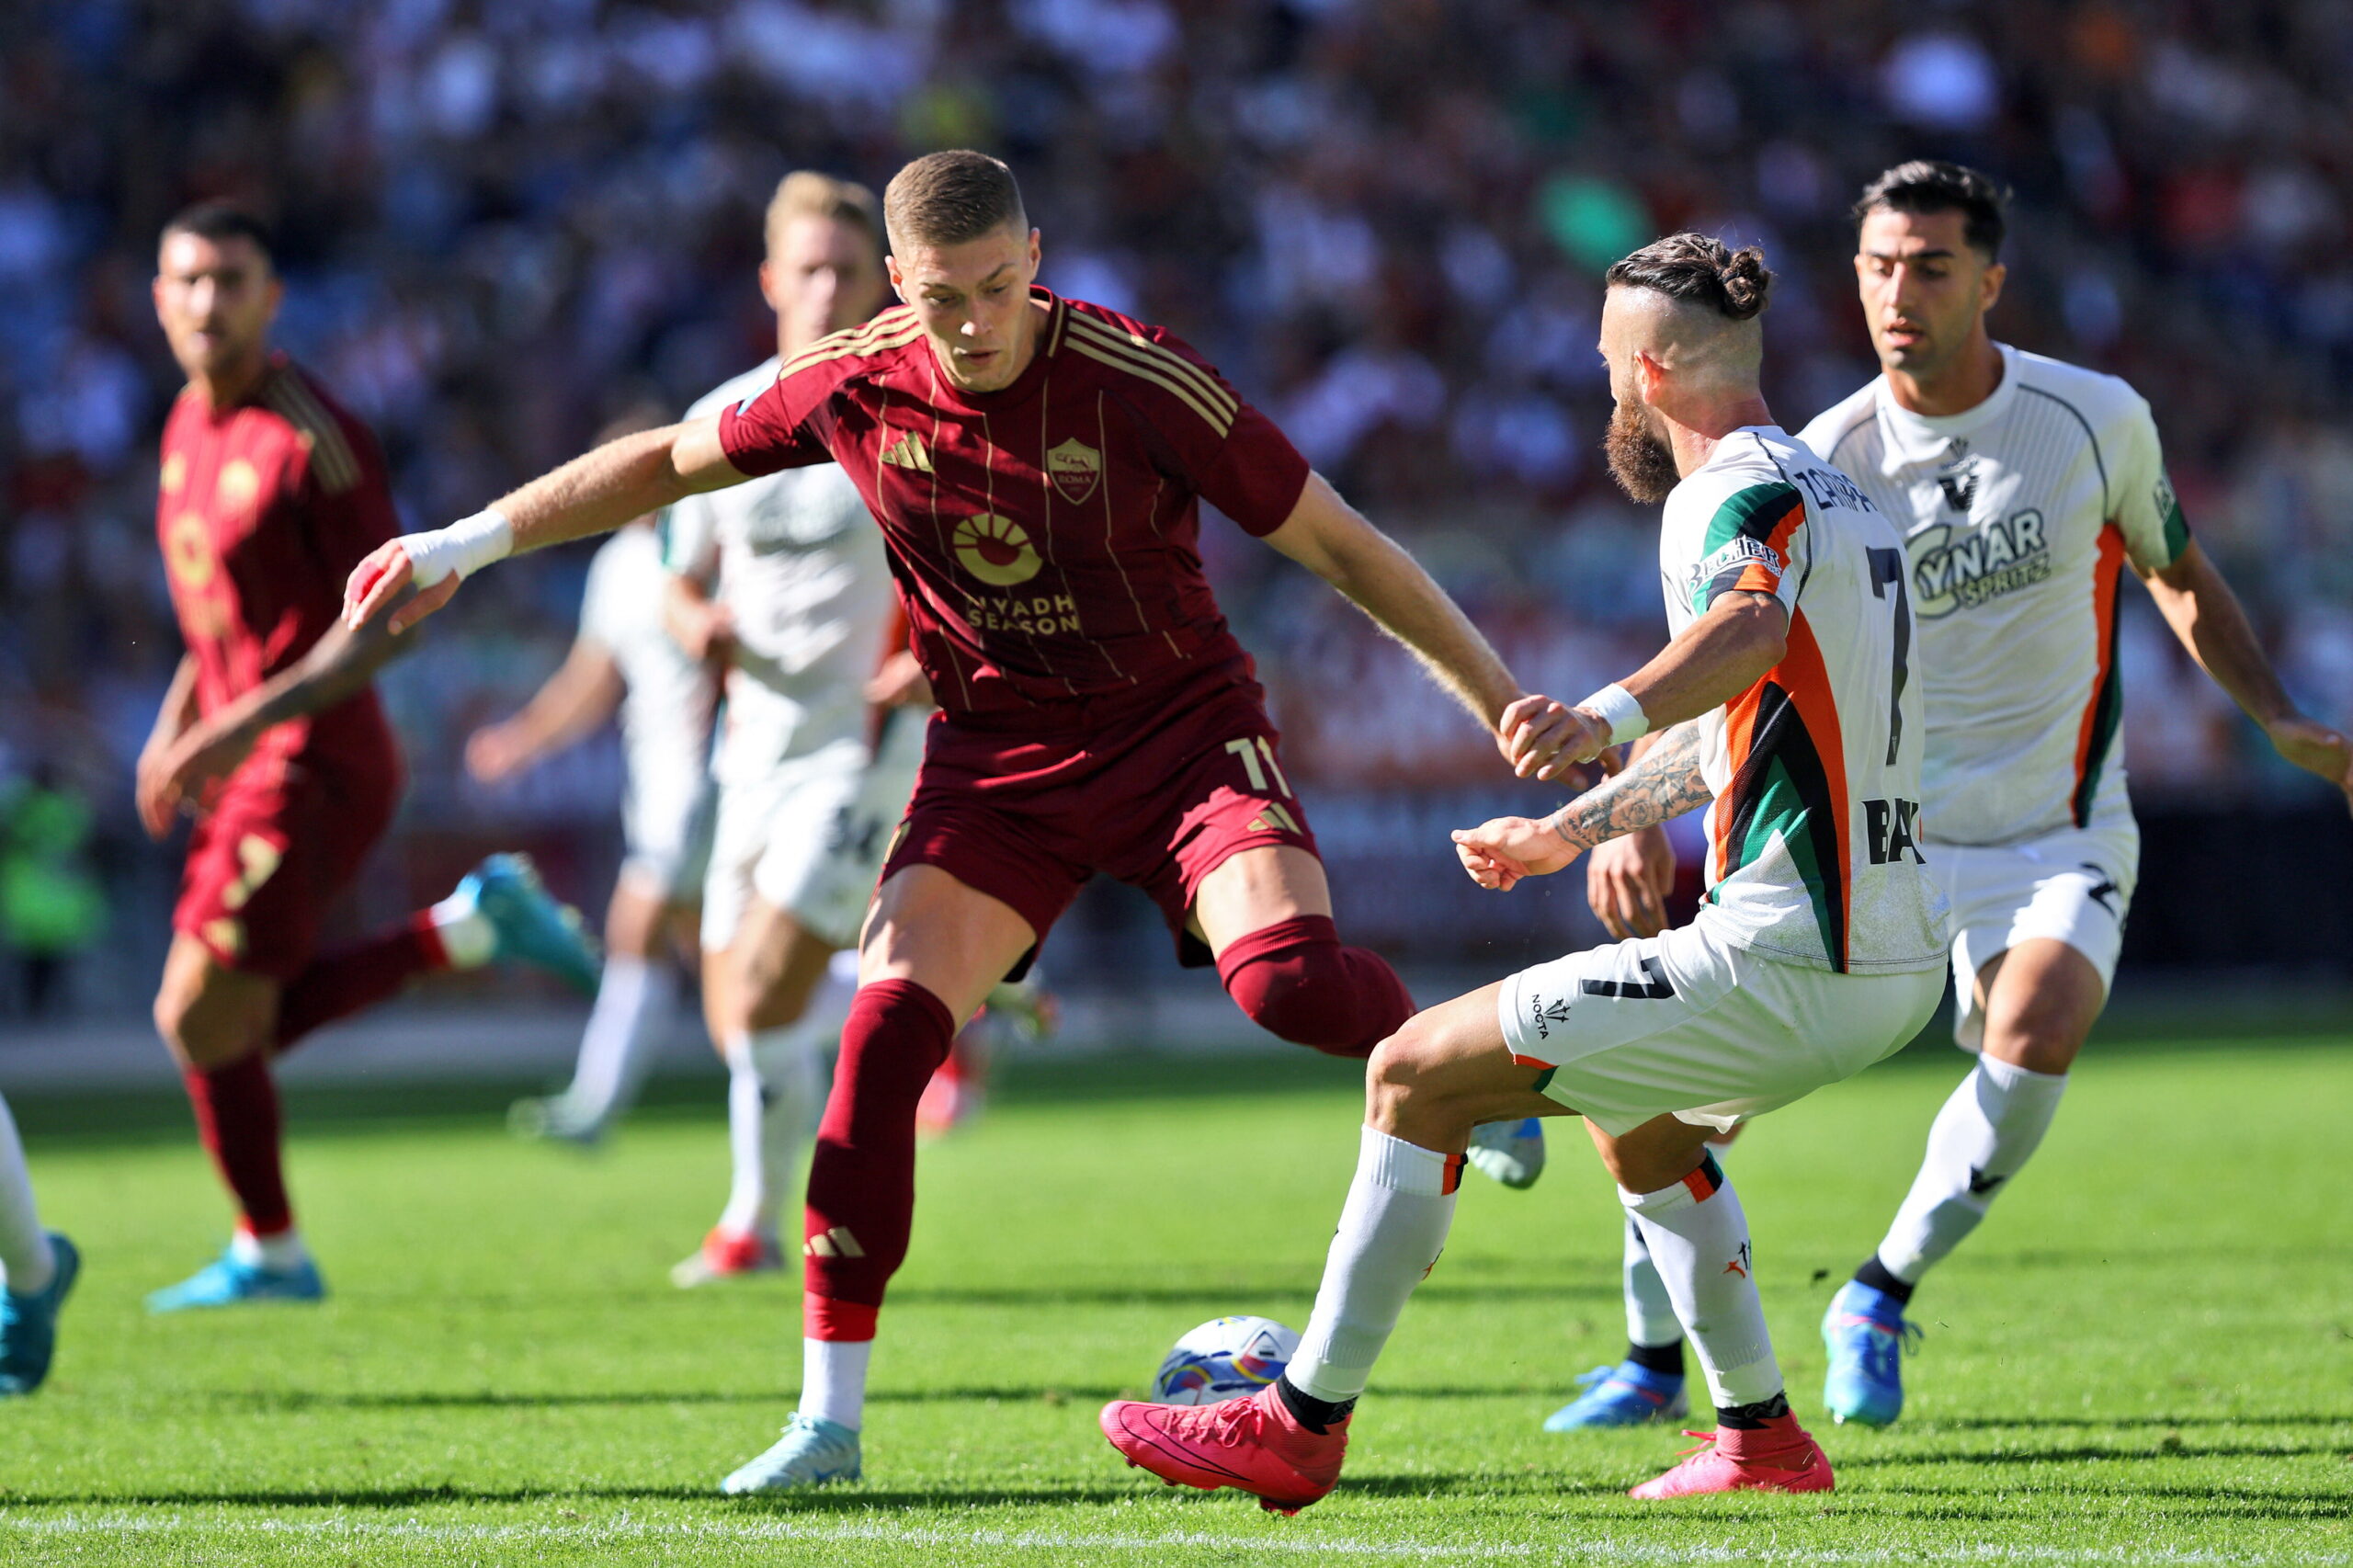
{"left": 140, "top": 203, "right": 602, "bottom": 1312}
{"left": 344, "top": 153, "right": 1589, "bottom": 1487}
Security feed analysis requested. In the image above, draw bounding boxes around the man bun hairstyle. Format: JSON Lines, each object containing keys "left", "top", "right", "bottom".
{"left": 1854, "top": 160, "right": 2010, "bottom": 260}
{"left": 884, "top": 150, "right": 1026, "bottom": 252}
{"left": 161, "top": 200, "right": 276, "bottom": 266}
{"left": 1606, "top": 233, "right": 1772, "bottom": 321}
{"left": 767, "top": 171, "right": 882, "bottom": 258}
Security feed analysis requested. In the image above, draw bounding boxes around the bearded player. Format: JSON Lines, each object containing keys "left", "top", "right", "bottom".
{"left": 1576, "top": 163, "right": 2353, "bottom": 1428}
{"left": 343, "top": 151, "right": 1585, "bottom": 1491}
{"left": 142, "top": 204, "right": 600, "bottom": 1311}
{"left": 1100, "top": 234, "right": 1949, "bottom": 1506}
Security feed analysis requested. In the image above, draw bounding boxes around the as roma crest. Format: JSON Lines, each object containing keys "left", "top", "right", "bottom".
{"left": 1047, "top": 437, "right": 1102, "bottom": 505}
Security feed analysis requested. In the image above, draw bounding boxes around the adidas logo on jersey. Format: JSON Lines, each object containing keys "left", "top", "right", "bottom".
{"left": 804, "top": 1227, "right": 867, "bottom": 1259}
{"left": 881, "top": 432, "right": 933, "bottom": 472}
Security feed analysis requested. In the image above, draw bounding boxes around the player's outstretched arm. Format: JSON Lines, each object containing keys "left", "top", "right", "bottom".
{"left": 2142, "top": 540, "right": 2353, "bottom": 815}
{"left": 1454, "top": 722, "right": 1711, "bottom": 892}
{"left": 344, "top": 415, "right": 744, "bottom": 635}
{"left": 464, "top": 641, "right": 624, "bottom": 785}
{"left": 1263, "top": 473, "right": 1597, "bottom": 780}
{"left": 151, "top": 603, "right": 419, "bottom": 816}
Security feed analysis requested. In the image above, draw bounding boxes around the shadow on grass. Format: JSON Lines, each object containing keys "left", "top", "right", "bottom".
{"left": 1838, "top": 1438, "right": 2344, "bottom": 1468}
{"left": 199, "top": 1381, "right": 1590, "bottom": 1412}
{"left": 1922, "top": 1413, "right": 2353, "bottom": 1431}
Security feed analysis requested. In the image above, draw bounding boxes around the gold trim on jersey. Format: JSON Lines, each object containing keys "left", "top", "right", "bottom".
{"left": 777, "top": 308, "right": 923, "bottom": 382}
{"left": 1063, "top": 314, "right": 1236, "bottom": 437}
{"left": 262, "top": 370, "right": 361, "bottom": 494}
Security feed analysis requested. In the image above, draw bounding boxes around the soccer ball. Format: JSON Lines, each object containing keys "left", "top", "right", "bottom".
{"left": 1149, "top": 1315, "right": 1301, "bottom": 1405}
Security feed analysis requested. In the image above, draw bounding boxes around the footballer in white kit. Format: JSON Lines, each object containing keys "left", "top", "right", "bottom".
{"left": 1578, "top": 164, "right": 2353, "bottom": 1435}
{"left": 471, "top": 414, "right": 718, "bottom": 1148}
{"left": 654, "top": 172, "right": 934, "bottom": 1289}
{"left": 1101, "top": 235, "right": 1948, "bottom": 1507}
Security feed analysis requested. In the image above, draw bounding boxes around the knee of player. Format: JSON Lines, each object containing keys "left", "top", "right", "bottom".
{"left": 1981, "top": 1021, "right": 2085, "bottom": 1077}
{"left": 1365, "top": 1015, "right": 1449, "bottom": 1104}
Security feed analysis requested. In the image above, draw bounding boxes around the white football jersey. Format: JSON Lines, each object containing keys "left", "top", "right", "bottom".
{"left": 666, "top": 359, "right": 896, "bottom": 787}
{"left": 1799, "top": 346, "right": 2188, "bottom": 846}
{"left": 1661, "top": 426, "right": 1948, "bottom": 975}
{"left": 578, "top": 524, "right": 715, "bottom": 773}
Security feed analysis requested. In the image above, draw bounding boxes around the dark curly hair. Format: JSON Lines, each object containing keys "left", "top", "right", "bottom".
{"left": 1605, "top": 233, "right": 1771, "bottom": 321}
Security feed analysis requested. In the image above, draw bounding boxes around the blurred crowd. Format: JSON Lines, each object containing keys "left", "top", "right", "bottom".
{"left": 3, "top": 0, "right": 2350, "bottom": 996}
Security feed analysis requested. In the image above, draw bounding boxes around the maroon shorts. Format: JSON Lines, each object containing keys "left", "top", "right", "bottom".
{"left": 881, "top": 670, "right": 1320, "bottom": 970}
{"left": 174, "top": 743, "right": 403, "bottom": 981}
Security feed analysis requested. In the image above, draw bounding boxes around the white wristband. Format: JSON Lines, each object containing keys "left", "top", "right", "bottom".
{"left": 400, "top": 509, "right": 514, "bottom": 588}
{"left": 1576, "top": 682, "right": 1649, "bottom": 745}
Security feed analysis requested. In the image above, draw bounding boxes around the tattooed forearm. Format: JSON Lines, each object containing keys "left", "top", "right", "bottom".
{"left": 1542, "top": 722, "right": 1712, "bottom": 853}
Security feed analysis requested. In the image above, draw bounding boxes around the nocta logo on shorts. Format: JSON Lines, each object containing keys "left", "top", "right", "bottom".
{"left": 952, "top": 511, "right": 1043, "bottom": 586}
{"left": 1906, "top": 510, "right": 2052, "bottom": 619}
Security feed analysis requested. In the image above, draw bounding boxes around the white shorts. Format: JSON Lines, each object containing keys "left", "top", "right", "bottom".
{"left": 700, "top": 712, "right": 926, "bottom": 954}
{"left": 1497, "top": 917, "right": 1944, "bottom": 1137}
{"left": 620, "top": 740, "right": 713, "bottom": 902}
{"left": 1931, "top": 813, "right": 2138, "bottom": 1051}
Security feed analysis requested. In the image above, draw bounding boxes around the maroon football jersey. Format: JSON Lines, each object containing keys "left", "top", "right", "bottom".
{"left": 155, "top": 356, "right": 400, "bottom": 773}
{"left": 718, "top": 289, "right": 1311, "bottom": 722}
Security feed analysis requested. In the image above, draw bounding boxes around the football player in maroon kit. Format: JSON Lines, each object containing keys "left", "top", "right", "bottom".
{"left": 142, "top": 204, "right": 602, "bottom": 1312}
{"left": 343, "top": 153, "right": 1595, "bottom": 1489}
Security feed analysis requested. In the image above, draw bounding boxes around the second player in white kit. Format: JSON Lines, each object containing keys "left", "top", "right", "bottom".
{"left": 658, "top": 173, "right": 928, "bottom": 1288}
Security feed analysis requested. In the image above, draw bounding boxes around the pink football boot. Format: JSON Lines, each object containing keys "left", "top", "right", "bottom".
{"left": 1628, "top": 1412, "right": 1835, "bottom": 1499}
{"left": 1100, "top": 1385, "right": 1348, "bottom": 1514}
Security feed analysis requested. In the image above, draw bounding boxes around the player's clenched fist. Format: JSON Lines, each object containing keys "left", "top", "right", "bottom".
{"left": 1451, "top": 812, "right": 1583, "bottom": 892}
{"left": 1496, "top": 694, "right": 1609, "bottom": 783}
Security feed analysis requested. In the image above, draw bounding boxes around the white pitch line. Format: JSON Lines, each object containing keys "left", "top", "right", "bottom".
{"left": 0, "top": 1513, "right": 2340, "bottom": 1566}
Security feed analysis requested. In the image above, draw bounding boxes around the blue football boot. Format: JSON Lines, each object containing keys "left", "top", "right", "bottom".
{"left": 456, "top": 854, "right": 601, "bottom": 996}
{"left": 721, "top": 1414, "right": 863, "bottom": 1493}
{"left": 146, "top": 1246, "right": 326, "bottom": 1313}
{"left": 0, "top": 1233, "right": 81, "bottom": 1394}
{"left": 1822, "top": 1278, "right": 1919, "bottom": 1426}
{"left": 1467, "top": 1117, "right": 1546, "bottom": 1189}
{"left": 1542, "top": 1359, "right": 1690, "bottom": 1430}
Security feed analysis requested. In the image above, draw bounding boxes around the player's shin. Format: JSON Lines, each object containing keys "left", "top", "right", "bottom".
{"left": 1623, "top": 1216, "right": 1686, "bottom": 1372}
{"left": 799, "top": 980, "right": 955, "bottom": 1427}
{"left": 181, "top": 1054, "right": 299, "bottom": 1248}
{"left": 0, "top": 1096, "right": 57, "bottom": 1295}
{"left": 559, "top": 953, "right": 665, "bottom": 1127}
{"left": 1620, "top": 1153, "right": 1785, "bottom": 1427}
{"left": 717, "top": 1019, "right": 827, "bottom": 1238}
{"left": 1280, "top": 1127, "right": 1462, "bottom": 1425}
{"left": 273, "top": 922, "right": 447, "bottom": 1052}
{"left": 1874, "top": 1056, "right": 2067, "bottom": 1285}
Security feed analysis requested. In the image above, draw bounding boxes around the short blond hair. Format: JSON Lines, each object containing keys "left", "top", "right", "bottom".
{"left": 883, "top": 151, "right": 1025, "bottom": 252}
{"left": 766, "top": 171, "right": 883, "bottom": 260}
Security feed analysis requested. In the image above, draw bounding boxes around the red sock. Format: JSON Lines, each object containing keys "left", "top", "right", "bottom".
{"left": 1215, "top": 915, "right": 1415, "bottom": 1059}
{"left": 801, "top": 979, "right": 954, "bottom": 1336}
{"left": 183, "top": 1053, "right": 292, "bottom": 1235}
{"left": 273, "top": 915, "right": 446, "bottom": 1054}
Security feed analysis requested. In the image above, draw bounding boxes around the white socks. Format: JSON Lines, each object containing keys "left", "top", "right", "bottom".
{"left": 0, "top": 1096, "right": 54, "bottom": 1296}
{"left": 1620, "top": 1156, "right": 1780, "bottom": 1410}
{"left": 799, "top": 1336, "right": 872, "bottom": 1430}
{"left": 230, "top": 1224, "right": 309, "bottom": 1272}
{"left": 716, "top": 1020, "right": 828, "bottom": 1239}
{"left": 426, "top": 892, "right": 495, "bottom": 970}
{"left": 1879, "top": 1056, "right": 2069, "bottom": 1281}
{"left": 1621, "top": 1215, "right": 1684, "bottom": 1349}
{"left": 1285, "top": 1127, "right": 1461, "bottom": 1404}
{"left": 559, "top": 954, "right": 665, "bottom": 1129}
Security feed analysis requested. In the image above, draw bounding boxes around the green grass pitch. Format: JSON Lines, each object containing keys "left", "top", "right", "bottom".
{"left": 2, "top": 1032, "right": 2347, "bottom": 1565}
